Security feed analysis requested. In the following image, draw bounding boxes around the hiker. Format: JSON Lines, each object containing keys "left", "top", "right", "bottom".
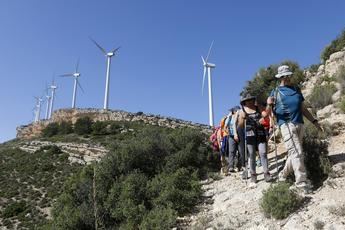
{"left": 219, "top": 116, "right": 230, "bottom": 175}
{"left": 266, "top": 65, "right": 322, "bottom": 193}
{"left": 226, "top": 106, "right": 243, "bottom": 172}
{"left": 237, "top": 94, "right": 273, "bottom": 183}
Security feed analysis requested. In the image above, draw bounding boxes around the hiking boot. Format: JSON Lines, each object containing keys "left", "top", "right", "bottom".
{"left": 278, "top": 171, "right": 286, "bottom": 182}
{"left": 228, "top": 167, "right": 235, "bottom": 173}
{"left": 242, "top": 170, "right": 248, "bottom": 180}
{"left": 250, "top": 174, "right": 257, "bottom": 183}
{"left": 264, "top": 172, "right": 273, "bottom": 182}
{"left": 289, "top": 183, "right": 313, "bottom": 196}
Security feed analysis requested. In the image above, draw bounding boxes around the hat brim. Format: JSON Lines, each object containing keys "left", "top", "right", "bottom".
{"left": 240, "top": 97, "right": 256, "bottom": 105}
{"left": 275, "top": 71, "right": 293, "bottom": 78}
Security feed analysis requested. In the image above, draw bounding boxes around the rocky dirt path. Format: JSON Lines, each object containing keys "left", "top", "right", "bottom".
{"left": 188, "top": 133, "right": 345, "bottom": 230}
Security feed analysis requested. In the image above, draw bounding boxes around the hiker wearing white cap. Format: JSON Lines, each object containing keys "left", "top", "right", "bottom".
{"left": 266, "top": 65, "right": 322, "bottom": 193}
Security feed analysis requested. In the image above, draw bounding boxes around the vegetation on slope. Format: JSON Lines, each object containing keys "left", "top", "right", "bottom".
{"left": 0, "top": 144, "right": 83, "bottom": 229}
{"left": 1, "top": 118, "right": 217, "bottom": 229}
{"left": 45, "top": 120, "right": 218, "bottom": 229}
{"left": 321, "top": 30, "right": 345, "bottom": 62}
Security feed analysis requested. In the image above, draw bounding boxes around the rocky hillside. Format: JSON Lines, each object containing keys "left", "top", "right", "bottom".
{"left": 16, "top": 109, "right": 210, "bottom": 139}
{"left": 186, "top": 48, "right": 345, "bottom": 229}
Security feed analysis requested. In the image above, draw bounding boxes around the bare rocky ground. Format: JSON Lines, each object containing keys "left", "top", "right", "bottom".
{"left": 187, "top": 133, "right": 345, "bottom": 230}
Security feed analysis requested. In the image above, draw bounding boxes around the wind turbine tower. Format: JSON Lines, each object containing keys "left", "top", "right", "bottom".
{"left": 60, "top": 60, "right": 84, "bottom": 109}
{"left": 201, "top": 41, "right": 216, "bottom": 127}
{"left": 34, "top": 97, "right": 43, "bottom": 122}
{"left": 90, "top": 38, "right": 120, "bottom": 110}
{"left": 44, "top": 87, "right": 51, "bottom": 120}
{"left": 49, "top": 79, "right": 57, "bottom": 119}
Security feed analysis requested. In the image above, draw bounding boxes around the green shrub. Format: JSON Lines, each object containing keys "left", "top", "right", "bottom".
{"left": 260, "top": 182, "right": 302, "bottom": 219}
{"left": 91, "top": 121, "right": 108, "bottom": 135}
{"left": 49, "top": 126, "right": 215, "bottom": 229}
{"left": 303, "top": 121, "right": 332, "bottom": 187}
{"left": 74, "top": 116, "right": 93, "bottom": 135}
{"left": 39, "top": 145, "right": 62, "bottom": 155}
{"left": 42, "top": 122, "right": 59, "bottom": 137}
{"left": 307, "top": 83, "right": 337, "bottom": 109}
{"left": 309, "top": 64, "right": 321, "bottom": 74}
{"left": 139, "top": 206, "right": 177, "bottom": 230}
{"left": 58, "top": 121, "right": 73, "bottom": 134}
{"left": 321, "top": 30, "right": 345, "bottom": 62}
{"left": 2, "top": 201, "right": 27, "bottom": 218}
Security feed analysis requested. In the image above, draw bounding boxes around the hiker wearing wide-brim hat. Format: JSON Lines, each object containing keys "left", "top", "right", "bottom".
{"left": 238, "top": 93, "right": 273, "bottom": 184}
{"left": 266, "top": 65, "right": 322, "bottom": 194}
{"left": 240, "top": 94, "right": 256, "bottom": 105}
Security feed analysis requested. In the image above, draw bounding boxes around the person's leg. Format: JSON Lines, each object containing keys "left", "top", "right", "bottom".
{"left": 237, "top": 127, "right": 245, "bottom": 170}
{"left": 279, "top": 123, "right": 295, "bottom": 180}
{"left": 228, "top": 136, "right": 237, "bottom": 171}
{"left": 258, "top": 142, "right": 269, "bottom": 173}
{"left": 289, "top": 124, "right": 308, "bottom": 187}
{"left": 247, "top": 144, "right": 257, "bottom": 182}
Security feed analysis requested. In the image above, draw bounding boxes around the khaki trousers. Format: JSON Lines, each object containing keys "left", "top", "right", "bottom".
{"left": 280, "top": 122, "right": 307, "bottom": 186}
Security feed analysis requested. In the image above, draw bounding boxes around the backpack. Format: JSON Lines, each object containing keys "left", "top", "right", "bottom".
{"left": 209, "top": 127, "right": 221, "bottom": 152}
{"left": 220, "top": 115, "right": 230, "bottom": 137}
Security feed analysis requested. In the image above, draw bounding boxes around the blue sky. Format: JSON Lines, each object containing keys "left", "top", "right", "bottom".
{"left": 1, "top": 0, "right": 345, "bottom": 143}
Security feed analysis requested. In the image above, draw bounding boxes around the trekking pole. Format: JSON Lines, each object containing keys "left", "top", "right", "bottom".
{"left": 271, "top": 116, "right": 279, "bottom": 178}
{"left": 244, "top": 118, "right": 248, "bottom": 185}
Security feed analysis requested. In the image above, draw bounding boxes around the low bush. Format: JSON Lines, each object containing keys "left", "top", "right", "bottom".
{"left": 91, "top": 121, "right": 108, "bottom": 135}
{"left": 307, "top": 83, "right": 337, "bottom": 109}
{"left": 74, "top": 116, "right": 93, "bottom": 135}
{"left": 139, "top": 206, "right": 177, "bottom": 230}
{"left": 58, "top": 121, "right": 73, "bottom": 134}
{"left": 49, "top": 126, "right": 217, "bottom": 229}
{"left": 42, "top": 122, "right": 59, "bottom": 137}
{"left": 303, "top": 121, "right": 332, "bottom": 187}
{"left": 321, "top": 30, "right": 345, "bottom": 62}
{"left": 2, "top": 201, "right": 27, "bottom": 218}
{"left": 260, "top": 182, "right": 302, "bottom": 219}
{"left": 309, "top": 63, "right": 321, "bottom": 74}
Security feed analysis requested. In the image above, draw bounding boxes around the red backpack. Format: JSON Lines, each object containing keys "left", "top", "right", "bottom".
{"left": 209, "top": 126, "right": 221, "bottom": 152}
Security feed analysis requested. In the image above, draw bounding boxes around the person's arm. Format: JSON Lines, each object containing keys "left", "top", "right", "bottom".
{"left": 232, "top": 112, "right": 239, "bottom": 141}
{"left": 301, "top": 102, "right": 322, "bottom": 130}
{"left": 237, "top": 110, "right": 245, "bottom": 129}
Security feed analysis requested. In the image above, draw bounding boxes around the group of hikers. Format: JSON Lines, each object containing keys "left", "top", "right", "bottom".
{"left": 210, "top": 65, "right": 322, "bottom": 193}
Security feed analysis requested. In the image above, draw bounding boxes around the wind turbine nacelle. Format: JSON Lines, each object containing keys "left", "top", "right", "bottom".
{"left": 207, "top": 63, "right": 216, "bottom": 68}
{"left": 107, "top": 52, "right": 114, "bottom": 57}
{"left": 51, "top": 86, "right": 57, "bottom": 89}
{"left": 73, "top": 73, "right": 81, "bottom": 77}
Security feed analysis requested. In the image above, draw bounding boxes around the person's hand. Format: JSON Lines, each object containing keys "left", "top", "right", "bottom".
{"left": 234, "top": 135, "right": 239, "bottom": 142}
{"left": 314, "top": 121, "right": 323, "bottom": 132}
{"left": 259, "top": 118, "right": 265, "bottom": 124}
{"left": 267, "top": 97, "right": 275, "bottom": 106}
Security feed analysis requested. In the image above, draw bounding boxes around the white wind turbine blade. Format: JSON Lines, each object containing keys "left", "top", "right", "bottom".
{"left": 75, "top": 58, "right": 80, "bottom": 73}
{"left": 90, "top": 37, "right": 107, "bottom": 55}
{"left": 76, "top": 79, "right": 84, "bottom": 93}
{"left": 111, "top": 46, "right": 121, "bottom": 54}
{"left": 202, "top": 67, "right": 207, "bottom": 96}
{"left": 59, "top": 73, "right": 74, "bottom": 77}
{"left": 205, "top": 40, "right": 214, "bottom": 63}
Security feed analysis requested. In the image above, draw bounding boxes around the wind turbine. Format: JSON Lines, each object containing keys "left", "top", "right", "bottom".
{"left": 60, "top": 60, "right": 84, "bottom": 109}
{"left": 44, "top": 84, "right": 51, "bottom": 120}
{"left": 34, "top": 96, "right": 43, "bottom": 122}
{"left": 49, "top": 78, "right": 57, "bottom": 119}
{"left": 90, "top": 37, "right": 120, "bottom": 110}
{"left": 201, "top": 41, "right": 216, "bottom": 127}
